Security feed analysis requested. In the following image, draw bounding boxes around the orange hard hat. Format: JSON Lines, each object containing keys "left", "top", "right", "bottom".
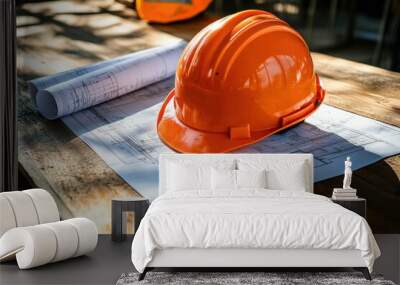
{"left": 135, "top": 0, "right": 212, "bottom": 24}
{"left": 157, "top": 10, "right": 325, "bottom": 153}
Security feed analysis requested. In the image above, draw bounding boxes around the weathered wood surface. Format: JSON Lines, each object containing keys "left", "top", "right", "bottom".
{"left": 17, "top": 0, "right": 400, "bottom": 233}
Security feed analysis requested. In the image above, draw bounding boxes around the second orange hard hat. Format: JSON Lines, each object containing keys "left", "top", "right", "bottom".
{"left": 135, "top": 0, "right": 212, "bottom": 24}
{"left": 157, "top": 10, "right": 326, "bottom": 153}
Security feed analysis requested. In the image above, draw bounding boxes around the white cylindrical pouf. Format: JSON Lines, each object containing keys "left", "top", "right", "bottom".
{"left": 0, "top": 192, "right": 39, "bottom": 227}
{"left": 0, "top": 226, "right": 57, "bottom": 269}
{"left": 18, "top": 226, "right": 58, "bottom": 269}
{"left": 0, "top": 218, "right": 98, "bottom": 269}
{"left": 42, "top": 221, "right": 79, "bottom": 262}
{"left": 0, "top": 196, "right": 17, "bottom": 237}
{"left": 65, "top": 218, "right": 98, "bottom": 257}
{"left": 23, "top": 189, "right": 59, "bottom": 224}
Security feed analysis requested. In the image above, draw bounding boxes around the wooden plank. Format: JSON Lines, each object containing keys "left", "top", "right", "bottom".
{"left": 16, "top": 0, "right": 400, "bottom": 233}
{"left": 313, "top": 53, "right": 400, "bottom": 127}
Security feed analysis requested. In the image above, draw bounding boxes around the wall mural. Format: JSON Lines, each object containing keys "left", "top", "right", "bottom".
{"left": 16, "top": 1, "right": 400, "bottom": 234}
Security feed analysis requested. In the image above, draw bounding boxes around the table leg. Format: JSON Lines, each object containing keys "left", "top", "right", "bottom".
{"left": 112, "top": 200, "right": 123, "bottom": 241}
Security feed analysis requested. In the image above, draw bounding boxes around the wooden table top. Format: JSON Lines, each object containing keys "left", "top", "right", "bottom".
{"left": 16, "top": 0, "right": 400, "bottom": 233}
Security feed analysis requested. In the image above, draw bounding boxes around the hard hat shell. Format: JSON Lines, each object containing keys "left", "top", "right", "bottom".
{"left": 157, "top": 10, "right": 325, "bottom": 153}
{"left": 136, "top": 0, "right": 212, "bottom": 24}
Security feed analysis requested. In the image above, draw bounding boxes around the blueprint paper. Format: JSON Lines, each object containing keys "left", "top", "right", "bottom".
{"left": 30, "top": 41, "right": 186, "bottom": 119}
{"left": 28, "top": 46, "right": 165, "bottom": 99}
{"left": 62, "top": 79, "right": 174, "bottom": 199}
{"left": 62, "top": 78, "right": 400, "bottom": 200}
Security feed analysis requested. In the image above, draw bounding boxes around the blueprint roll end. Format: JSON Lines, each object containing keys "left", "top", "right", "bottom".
{"left": 36, "top": 90, "right": 59, "bottom": 120}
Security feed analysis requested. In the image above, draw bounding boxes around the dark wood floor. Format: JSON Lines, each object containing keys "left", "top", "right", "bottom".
{"left": 1, "top": 235, "right": 399, "bottom": 285}
{"left": 0, "top": 235, "right": 134, "bottom": 285}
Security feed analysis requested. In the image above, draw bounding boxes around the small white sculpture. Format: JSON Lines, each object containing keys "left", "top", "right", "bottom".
{"left": 343, "top": 156, "right": 352, "bottom": 189}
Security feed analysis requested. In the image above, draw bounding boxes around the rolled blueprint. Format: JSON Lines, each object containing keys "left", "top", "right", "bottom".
{"left": 28, "top": 51, "right": 145, "bottom": 101}
{"left": 31, "top": 41, "right": 186, "bottom": 119}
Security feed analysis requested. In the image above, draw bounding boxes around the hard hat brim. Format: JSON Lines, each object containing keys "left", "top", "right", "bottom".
{"left": 157, "top": 78, "right": 325, "bottom": 153}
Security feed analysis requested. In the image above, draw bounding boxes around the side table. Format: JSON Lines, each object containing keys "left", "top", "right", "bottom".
{"left": 331, "top": 197, "right": 366, "bottom": 218}
{"left": 112, "top": 197, "right": 150, "bottom": 241}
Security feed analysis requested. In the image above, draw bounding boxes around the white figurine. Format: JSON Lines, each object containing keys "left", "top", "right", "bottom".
{"left": 343, "top": 156, "right": 352, "bottom": 189}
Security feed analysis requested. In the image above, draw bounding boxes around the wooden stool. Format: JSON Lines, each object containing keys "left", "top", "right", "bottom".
{"left": 111, "top": 197, "right": 149, "bottom": 242}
